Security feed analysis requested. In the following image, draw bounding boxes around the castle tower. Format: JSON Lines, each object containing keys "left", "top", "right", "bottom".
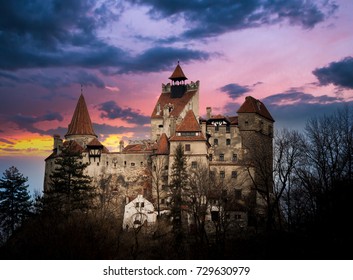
{"left": 151, "top": 63, "right": 200, "bottom": 141}
{"left": 237, "top": 96, "right": 275, "bottom": 195}
{"left": 65, "top": 93, "right": 97, "bottom": 147}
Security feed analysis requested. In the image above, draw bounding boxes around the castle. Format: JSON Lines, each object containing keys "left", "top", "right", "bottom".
{"left": 44, "top": 63, "right": 274, "bottom": 229}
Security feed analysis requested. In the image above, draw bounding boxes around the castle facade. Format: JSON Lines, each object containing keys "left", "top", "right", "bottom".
{"left": 44, "top": 63, "right": 274, "bottom": 228}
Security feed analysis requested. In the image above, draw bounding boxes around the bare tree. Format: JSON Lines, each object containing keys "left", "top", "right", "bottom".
{"left": 145, "top": 155, "right": 168, "bottom": 217}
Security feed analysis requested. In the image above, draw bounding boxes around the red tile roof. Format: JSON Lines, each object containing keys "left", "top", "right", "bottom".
{"left": 176, "top": 110, "right": 201, "bottom": 132}
{"left": 237, "top": 96, "right": 274, "bottom": 122}
{"left": 155, "top": 133, "right": 170, "bottom": 155}
{"left": 169, "top": 134, "right": 207, "bottom": 141}
{"left": 86, "top": 138, "right": 109, "bottom": 153}
{"left": 151, "top": 90, "right": 197, "bottom": 118}
{"left": 65, "top": 94, "right": 97, "bottom": 137}
{"left": 169, "top": 63, "right": 187, "bottom": 81}
{"left": 122, "top": 142, "right": 154, "bottom": 154}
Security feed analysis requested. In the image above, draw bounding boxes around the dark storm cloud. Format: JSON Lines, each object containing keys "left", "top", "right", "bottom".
{"left": 0, "top": 69, "right": 105, "bottom": 89}
{"left": 0, "top": 1, "right": 212, "bottom": 74}
{"left": 116, "top": 47, "right": 211, "bottom": 74}
{"left": 9, "top": 112, "right": 63, "bottom": 134}
{"left": 313, "top": 56, "right": 353, "bottom": 89}
{"left": 132, "top": 0, "right": 338, "bottom": 40}
{"left": 220, "top": 83, "right": 252, "bottom": 99}
{"left": 98, "top": 101, "right": 150, "bottom": 125}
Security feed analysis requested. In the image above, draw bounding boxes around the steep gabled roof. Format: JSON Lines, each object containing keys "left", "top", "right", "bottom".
{"left": 86, "top": 138, "right": 109, "bottom": 153}
{"left": 151, "top": 90, "right": 197, "bottom": 118}
{"left": 237, "top": 96, "right": 274, "bottom": 122}
{"left": 65, "top": 94, "right": 97, "bottom": 137}
{"left": 176, "top": 110, "right": 201, "bottom": 132}
{"left": 170, "top": 110, "right": 206, "bottom": 142}
{"left": 155, "top": 133, "right": 169, "bottom": 155}
{"left": 169, "top": 63, "right": 187, "bottom": 81}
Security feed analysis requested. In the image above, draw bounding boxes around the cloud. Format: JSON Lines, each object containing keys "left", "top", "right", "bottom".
{"left": 116, "top": 46, "right": 211, "bottom": 74}
{"left": 263, "top": 89, "right": 343, "bottom": 105}
{"left": 132, "top": 0, "right": 338, "bottom": 40}
{"left": 220, "top": 83, "right": 252, "bottom": 99}
{"left": 9, "top": 112, "right": 63, "bottom": 134}
{"left": 97, "top": 101, "right": 150, "bottom": 125}
{"left": 313, "top": 56, "right": 353, "bottom": 89}
{"left": 262, "top": 89, "right": 348, "bottom": 130}
{"left": 94, "top": 123, "right": 150, "bottom": 139}
{"left": 0, "top": 138, "right": 15, "bottom": 145}
{"left": 0, "top": 69, "right": 105, "bottom": 89}
{"left": 0, "top": 1, "right": 212, "bottom": 74}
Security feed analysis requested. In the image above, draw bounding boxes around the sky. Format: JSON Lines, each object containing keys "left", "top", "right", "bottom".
{"left": 0, "top": 0, "right": 352, "bottom": 195}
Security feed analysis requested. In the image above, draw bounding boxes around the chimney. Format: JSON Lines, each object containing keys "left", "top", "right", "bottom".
{"left": 119, "top": 140, "right": 125, "bottom": 152}
{"left": 53, "top": 134, "right": 63, "bottom": 153}
{"left": 206, "top": 107, "right": 212, "bottom": 119}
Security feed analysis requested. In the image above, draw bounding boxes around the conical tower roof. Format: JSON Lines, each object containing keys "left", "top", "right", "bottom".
{"left": 65, "top": 94, "right": 97, "bottom": 138}
{"left": 169, "top": 62, "right": 188, "bottom": 81}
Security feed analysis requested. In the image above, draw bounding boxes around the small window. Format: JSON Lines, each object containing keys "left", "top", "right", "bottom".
{"left": 235, "top": 189, "right": 242, "bottom": 199}
{"left": 141, "top": 202, "right": 145, "bottom": 208}
{"left": 232, "top": 171, "right": 237, "bottom": 178}
{"left": 140, "top": 162, "right": 143, "bottom": 166}
{"left": 219, "top": 154, "right": 224, "bottom": 161}
{"left": 164, "top": 165, "right": 168, "bottom": 170}
{"left": 124, "top": 161, "right": 127, "bottom": 166}
{"left": 232, "top": 154, "right": 238, "bottom": 162}
{"left": 226, "top": 125, "right": 230, "bottom": 133}
{"left": 245, "top": 121, "right": 249, "bottom": 126}
{"left": 220, "top": 171, "right": 225, "bottom": 178}
{"left": 153, "top": 165, "right": 156, "bottom": 171}
{"left": 214, "top": 139, "right": 218, "bottom": 146}
{"left": 211, "top": 211, "right": 219, "bottom": 222}
{"left": 191, "top": 161, "right": 197, "bottom": 169}
{"left": 131, "top": 162, "right": 135, "bottom": 167}
{"left": 135, "top": 202, "right": 139, "bottom": 207}
{"left": 97, "top": 162, "right": 99, "bottom": 166}
{"left": 185, "top": 144, "right": 191, "bottom": 151}
{"left": 209, "top": 171, "right": 215, "bottom": 178}
{"left": 209, "top": 154, "right": 213, "bottom": 161}
{"left": 215, "top": 126, "right": 219, "bottom": 132}
{"left": 226, "top": 139, "right": 231, "bottom": 145}
{"left": 158, "top": 124, "right": 163, "bottom": 128}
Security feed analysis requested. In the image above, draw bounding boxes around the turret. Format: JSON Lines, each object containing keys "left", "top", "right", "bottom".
{"left": 65, "top": 94, "right": 97, "bottom": 146}
{"left": 169, "top": 62, "right": 188, "bottom": 98}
